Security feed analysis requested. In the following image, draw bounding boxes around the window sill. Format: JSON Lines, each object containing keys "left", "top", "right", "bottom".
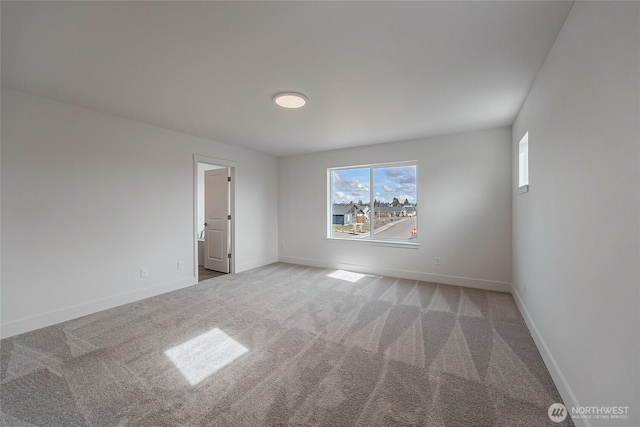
{"left": 325, "top": 237, "right": 420, "bottom": 249}
{"left": 518, "top": 185, "right": 529, "bottom": 194}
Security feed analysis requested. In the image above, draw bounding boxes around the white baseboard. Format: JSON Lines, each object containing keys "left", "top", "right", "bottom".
{"left": 278, "top": 255, "right": 511, "bottom": 293}
{"left": 1, "top": 276, "right": 197, "bottom": 339}
{"left": 510, "top": 285, "right": 589, "bottom": 427}
{"left": 236, "top": 256, "right": 280, "bottom": 273}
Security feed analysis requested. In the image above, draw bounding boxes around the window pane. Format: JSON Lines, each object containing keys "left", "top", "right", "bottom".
{"left": 372, "top": 165, "right": 417, "bottom": 240}
{"left": 331, "top": 168, "right": 370, "bottom": 238}
{"left": 519, "top": 132, "right": 529, "bottom": 187}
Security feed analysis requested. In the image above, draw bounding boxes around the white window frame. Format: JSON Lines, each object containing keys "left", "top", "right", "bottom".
{"left": 518, "top": 132, "right": 529, "bottom": 193}
{"left": 327, "top": 161, "right": 419, "bottom": 247}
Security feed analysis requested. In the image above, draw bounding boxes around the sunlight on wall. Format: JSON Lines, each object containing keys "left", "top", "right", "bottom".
{"left": 165, "top": 328, "right": 248, "bottom": 385}
{"left": 327, "top": 270, "right": 366, "bottom": 283}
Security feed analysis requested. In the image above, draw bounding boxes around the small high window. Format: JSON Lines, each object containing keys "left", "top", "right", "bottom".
{"left": 518, "top": 132, "right": 529, "bottom": 189}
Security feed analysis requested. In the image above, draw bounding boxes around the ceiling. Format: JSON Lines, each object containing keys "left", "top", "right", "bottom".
{"left": 1, "top": 1, "right": 573, "bottom": 157}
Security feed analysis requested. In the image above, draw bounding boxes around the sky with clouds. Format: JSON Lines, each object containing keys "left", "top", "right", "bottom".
{"left": 332, "top": 165, "right": 416, "bottom": 205}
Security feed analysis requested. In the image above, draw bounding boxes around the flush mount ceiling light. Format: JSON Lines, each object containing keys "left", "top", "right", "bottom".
{"left": 273, "top": 92, "right": 308, "bottom": 109}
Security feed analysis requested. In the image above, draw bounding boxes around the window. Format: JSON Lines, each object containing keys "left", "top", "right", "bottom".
{"left": 518, "top": 132, "right": 529, "bottom": 189}
{"left": 329, "top": 162, "right": 417, "bottom": 242}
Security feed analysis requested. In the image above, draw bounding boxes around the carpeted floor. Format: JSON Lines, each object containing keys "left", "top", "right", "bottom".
{"left": 1, "top": 263, "right": 572, "bottom": 426}
{"left": 198, "top": 265, "right": 226, "bottom": 282}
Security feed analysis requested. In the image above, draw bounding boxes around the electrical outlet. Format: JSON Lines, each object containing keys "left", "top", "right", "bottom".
{"left": 435, "top": 257, "right": 441, "bottom": 266}
{"left": 140, "top": 268, "right": 148, "bottom": 278}
{"left": 177, "top": 261, "right": 184, "bottom": 270}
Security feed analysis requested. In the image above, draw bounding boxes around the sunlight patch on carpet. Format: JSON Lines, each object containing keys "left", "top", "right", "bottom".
{"left": 327, "top": 270, "right": 366, "bottom": 283}
{"left": 165, "top": 328, "right": 248, "bottom": 385}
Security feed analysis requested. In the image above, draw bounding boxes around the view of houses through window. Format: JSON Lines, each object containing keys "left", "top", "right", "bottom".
{"left": 329, "top": 163, "right": 417, "bottom": 241}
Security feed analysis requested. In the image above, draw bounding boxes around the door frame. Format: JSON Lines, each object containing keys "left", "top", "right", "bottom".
{"left": 193, "top": 154, "right": 236, "bottom": 277}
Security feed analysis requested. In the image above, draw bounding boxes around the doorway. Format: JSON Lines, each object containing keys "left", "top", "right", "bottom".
{"left": 194, "top": 155, "right": 236, "bottom": 281}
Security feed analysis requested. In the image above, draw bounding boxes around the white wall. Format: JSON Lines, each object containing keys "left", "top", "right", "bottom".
{"left": 278, "top": 127, "right": 512, "bottom": 291}
{"left": 1, "top": 89, "right": 279, "bottom": 338}
{"left": 512, "top": 2, "right": 639, "bottom": 425}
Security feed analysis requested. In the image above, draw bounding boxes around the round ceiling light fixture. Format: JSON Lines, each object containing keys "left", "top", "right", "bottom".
{"left": 273, "top": 92, "right": 308, "bottom": 109}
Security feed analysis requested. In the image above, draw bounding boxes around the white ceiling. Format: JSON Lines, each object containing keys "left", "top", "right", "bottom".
{"left": 1, "top": 1, "right": 573, "bottom": 157}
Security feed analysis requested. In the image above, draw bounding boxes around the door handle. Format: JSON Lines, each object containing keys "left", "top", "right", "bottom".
{"left": 204, "top": 222, "right": 208, "bottom": 226}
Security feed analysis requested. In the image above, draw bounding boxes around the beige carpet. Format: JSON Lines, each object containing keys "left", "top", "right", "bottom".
{"left": 1, "top": 263, "right": 572, "bottom": 426}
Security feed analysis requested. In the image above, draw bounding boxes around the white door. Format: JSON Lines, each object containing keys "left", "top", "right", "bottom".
{"left": 204, "top": 168, "right": 230, "bottom": 273}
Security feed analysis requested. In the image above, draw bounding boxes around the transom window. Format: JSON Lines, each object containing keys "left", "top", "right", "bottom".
{"left": 328, "top": 162, "right": 417, "bottom": 242}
